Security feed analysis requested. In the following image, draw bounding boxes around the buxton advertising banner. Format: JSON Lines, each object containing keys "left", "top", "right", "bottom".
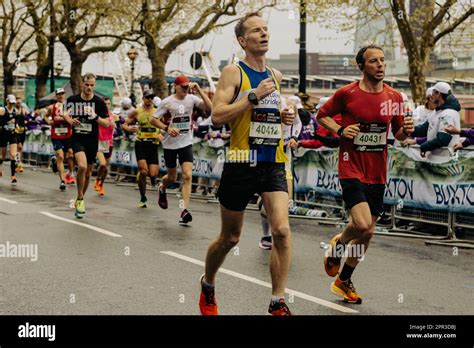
{"left": 292, "top": 147, "right": 474, "bottom": 213}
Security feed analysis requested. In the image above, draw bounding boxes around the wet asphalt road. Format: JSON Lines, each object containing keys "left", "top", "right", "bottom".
{"left": 0, "top": 164, "right": 473, "bottom": 315}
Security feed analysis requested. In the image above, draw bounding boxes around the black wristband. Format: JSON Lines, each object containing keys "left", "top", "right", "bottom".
{"left": 164, "top": 125, "right": 169, "bottom": 132}
{"left": 290, "top": 136, "right": 298, "bottom": 142}
{"left": 337, "top": 126, "right": 345, "bottom": 137}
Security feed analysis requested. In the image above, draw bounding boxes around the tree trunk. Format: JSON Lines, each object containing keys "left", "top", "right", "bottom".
{"left": 34, "top": 34, "right": 51, "bottom": 107}
{"left": 147, "top": 42, "right": 169, "bottom": 98}
{"left": 3, "top": 62, "right": 15, "bottom": 99}
{"left": 35, "top": 63, "right": 50, "bottom": 106}
{"left": 408, "top": 63, "right": 426, "bottom": 106}
{"left": 70, "top": 55, "right": 85, "bottom": 94}
{"left": 35, "top": 73, "right": 49, "bottom": 108}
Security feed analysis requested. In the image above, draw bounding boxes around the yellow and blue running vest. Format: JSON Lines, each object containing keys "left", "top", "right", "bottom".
{"left": 136, "top": 106, "right": 158, "bottom": 143}
{"left": 229, "top": 61, "right": 287, "bottom": 163}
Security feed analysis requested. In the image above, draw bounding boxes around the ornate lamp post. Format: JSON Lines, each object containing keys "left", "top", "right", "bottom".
{"left": 127, "top": 46, "right": 139, "bottom": 106}
{"left": 54, "top": 62, "right": 63, "bottom": 77}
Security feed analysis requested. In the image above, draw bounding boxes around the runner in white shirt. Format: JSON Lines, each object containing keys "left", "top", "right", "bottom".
{"left": 151, "top": 75, "right": 212, "bottom": 224}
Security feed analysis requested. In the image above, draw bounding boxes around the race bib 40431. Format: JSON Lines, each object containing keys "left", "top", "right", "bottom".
{"left": 353, "top": 122, "right": 387, "bottom": 152}
{"left": 249, "top": 109, "right": 282, "bottom": 146}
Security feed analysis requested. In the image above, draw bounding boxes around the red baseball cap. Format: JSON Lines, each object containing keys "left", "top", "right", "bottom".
{"left": 174, "top": 74, "right": 190, "bottom": 86}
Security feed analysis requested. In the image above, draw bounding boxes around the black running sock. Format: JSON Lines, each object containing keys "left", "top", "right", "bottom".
{"left": 10, "top": 159, "right": 16, "bottom": 176}
{"left": 141, "top": 194, "right": 147, "bottom": 202}
{"left": 339, "top": 264, "right": 355, "bottom": 282}
{"left": 336, "top": 238, "right": 346, "bottom": 249}
{"left": 150, "top": 176, "right": 156, "bottom": 186}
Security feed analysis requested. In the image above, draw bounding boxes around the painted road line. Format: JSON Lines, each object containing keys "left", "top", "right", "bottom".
{"left": 0, "top": 197, "right": 18, "bottom": 204}
{"left": 161, "top": 250, "right": 358, "bottom": 314}
{"left": 40, "top": 212, "right": 122, "bottom": 238}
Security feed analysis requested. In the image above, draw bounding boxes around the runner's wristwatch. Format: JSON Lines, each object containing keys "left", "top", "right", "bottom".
{"left": 337, "top": 126, "right": 345, "bottom": 137}
{"left": 248, "top": 91, "right": 259, "bottom": 105}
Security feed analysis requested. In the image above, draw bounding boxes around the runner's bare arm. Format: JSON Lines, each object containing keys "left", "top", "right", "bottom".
{"left": 211, "top": 65, "right": 252, "bottom": 127}
{"left": 42, "top": 106, "right": 53, "bottom": 125}
{"left": 192, "top": 83, "right": 212, "bottom": 111}
{"left": 394, "top": 117, "right": 414, "bottom": 141}
{"left": 150, "top": 115, "right": 168, "bottom": 130}
{"left": 97, "top": 116, "right": 110, "bottom": 128}
{"left": 61, "top": 106, "right": 79, "bottom": 126}
{"left": 318, "top": 117, "right": 341, "bottom": 134}
{"left": 122, "top": 110, "right": 138, "bottom": 132}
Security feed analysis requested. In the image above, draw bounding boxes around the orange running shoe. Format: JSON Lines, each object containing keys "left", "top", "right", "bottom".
{"left": 98, "top": 184, "right": 105, "bottom": 196}
{"left": 94, "top": 179, "right": 100, "bottom": 191}
{"left": 199, "top": 274, "right": 218, "bottom": 315}
{"left": 331, "top": 276, "right": 362, "bottom": 304}
{"left": 324, "top": 233, "right": 343, "bottom": 277}
{"left": 268, "top": 298, "right": 292, "bottom": 316}
{"left": 69, "top": 174, "right": 76, "bottom": 185}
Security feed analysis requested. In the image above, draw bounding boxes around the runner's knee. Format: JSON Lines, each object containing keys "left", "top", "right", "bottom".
{"left": 182, "top": 171, "right": 192, "bottom": 183}
{"left": 351, "top": 217, "right": 372, "bottom": 233}
{"left": 271, "top": 225, "right": 291, "bottom": 246}
{"left": 219, "top": 229, "right": 241, "bottom": 250}
{"left": 77, "top": 163, "right": 87, "bottom": 172}
{"left": 168, "top": 173, "right": 177, "bottom": 182}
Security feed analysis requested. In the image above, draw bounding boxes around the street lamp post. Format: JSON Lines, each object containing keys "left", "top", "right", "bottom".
{"left": 49, "top": 0, "right": 55, "bottom": 93}
{"left": 54, "top": 62, "right": 63, "bottom": 78}
{"left": 298, "top": 0, "right": 307, "bottom": 94}
{"left": 127, "top": 46, "right": 139, "bottom": 106}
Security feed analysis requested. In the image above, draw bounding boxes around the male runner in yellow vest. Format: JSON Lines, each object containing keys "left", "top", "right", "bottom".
{"left": 123, "top": 90, "right": 162, "bottom": 207}
{"left": 199, "top": 12, "right": 296, "bottom": 315}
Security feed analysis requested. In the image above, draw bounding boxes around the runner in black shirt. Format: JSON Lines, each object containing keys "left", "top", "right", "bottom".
{"left": 62, "top": 73, "right": 109, "bottom": 218}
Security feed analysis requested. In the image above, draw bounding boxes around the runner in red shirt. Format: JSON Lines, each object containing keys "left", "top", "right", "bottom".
{"left": 42, "top": 88, "right": 74, "bottom": 191}
{"left": 317, "top": 45, "right": 414, "bottom": 303}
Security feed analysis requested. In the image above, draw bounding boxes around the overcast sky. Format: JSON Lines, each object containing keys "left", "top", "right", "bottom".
{"left": 74, "top": 6, "right": 356, "bottom": 78}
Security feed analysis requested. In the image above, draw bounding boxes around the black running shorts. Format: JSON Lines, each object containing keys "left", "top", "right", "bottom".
{"left": 52, "top": 138, "right": 72, "bottom": 152}
{"left": 0, "top": 132, "right": 18, "bottom": 147}
{"left": 135, "top": 141, "right": 158, "bottom": 165}
{"left": 163, "top": 145, "right": 193, "bottom": 168}
{"left": 71, "top": 137, "right": 98, "bottom": 165}
{"left": 17, "top": 133, "right": 26, "bottom": 145}
{"left": 217, "top": 162, "right": 288, "bottom": 211}
{"left": 340, "top": 178, "right": 385, "bottom": 217}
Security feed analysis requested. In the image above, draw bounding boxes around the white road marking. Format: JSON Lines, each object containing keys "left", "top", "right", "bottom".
{"left": 161, "top": 250, "right": 358, "bottom": 314}
{"left": 39, "top": 212, "right": 122, "bottom": 238}
{"left": 0, "top": 197, "right": 18, "bottom": 204}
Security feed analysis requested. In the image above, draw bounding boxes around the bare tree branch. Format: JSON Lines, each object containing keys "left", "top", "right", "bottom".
{"left": 434, "top": 5, "right": 474, "bottom": 43}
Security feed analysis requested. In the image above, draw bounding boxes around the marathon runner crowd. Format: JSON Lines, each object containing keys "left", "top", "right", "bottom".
{"left": 0, "top": 12, "right": 470, "bottom": 315}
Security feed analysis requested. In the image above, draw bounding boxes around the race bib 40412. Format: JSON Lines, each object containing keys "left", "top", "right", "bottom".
{"left": 249, "top": 110, "right": 282, "bottom": 146}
